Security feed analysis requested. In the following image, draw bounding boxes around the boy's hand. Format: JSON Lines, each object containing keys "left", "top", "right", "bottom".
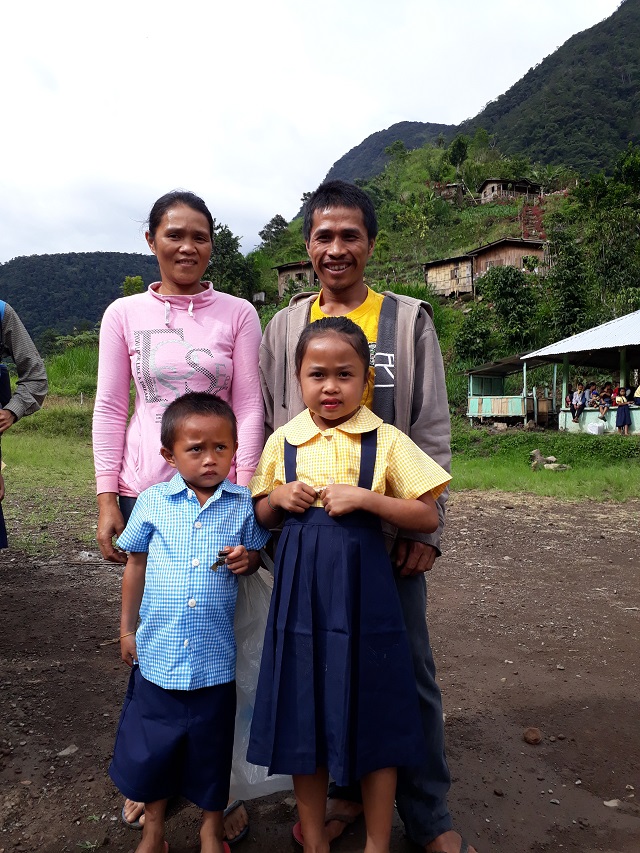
{"left": 120, "top": 634, "right": 137, "bottom": 667}
{"left": 319, "top": 484, "right": 365, "bottom": 517}
{"left": 271, "top": 482, "right": 316, "bottom": 514}
{"left": 221, "top": 545, "right": 251, "bottom": 575}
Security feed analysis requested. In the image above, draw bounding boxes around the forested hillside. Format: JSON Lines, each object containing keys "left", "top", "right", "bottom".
{"left": 322, "top": 0, "right": 639, "bottom": 184}
{"left": 0, "top": 252, "right": 159, "bottom": 340}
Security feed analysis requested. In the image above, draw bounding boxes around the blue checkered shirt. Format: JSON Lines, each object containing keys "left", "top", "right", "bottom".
{"left": 117, "top": 473, "right": 270, "bottom": 690}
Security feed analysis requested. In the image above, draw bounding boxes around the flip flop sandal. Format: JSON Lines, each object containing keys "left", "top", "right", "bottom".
{"left": 292, "top": 813, "right": 362, "bottom": 847}
{"left": 223, "top": 799, "right": 249, "bottom": 846}
{"left": 120, "top": 804, "right": 143, "bottom": 830}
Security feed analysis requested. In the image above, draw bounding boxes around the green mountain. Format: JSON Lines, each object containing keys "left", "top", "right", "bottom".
{"left": 0, "top": 252, "right": 159, "bottom": 340}
{"left": 324, "top": 0, "right": 640, "bottom": 183}
{"left": 325, "top": 121, "right": 455, "bottom": 183}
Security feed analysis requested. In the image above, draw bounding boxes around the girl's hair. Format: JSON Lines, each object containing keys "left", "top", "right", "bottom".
{"left": 161, "top": 392, "right": 237, "bottom": 450}
{"left": 295, "top": 316, "right": 371, "bottom": 378}
{"left": 147, "top": 190, "right": 215, "bottom": 240}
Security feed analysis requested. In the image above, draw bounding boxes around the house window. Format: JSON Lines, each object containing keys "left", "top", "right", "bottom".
{"left": 451, "top": 267, "right": 459, "bottom": 279}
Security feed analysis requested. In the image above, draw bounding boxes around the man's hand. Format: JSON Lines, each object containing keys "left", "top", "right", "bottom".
{"left": 393, "top": 538, "right": 438, "bottom": 577}
{"left": 0, "top": 410, "right": 16, "bottom": 434}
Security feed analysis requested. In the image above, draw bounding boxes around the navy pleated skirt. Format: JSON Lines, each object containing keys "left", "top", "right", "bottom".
{"left": 616, "top": 405, "right": 632, "bottom": 427}
{"left": 247, "top": 507, "right": 426, "bottom": 785}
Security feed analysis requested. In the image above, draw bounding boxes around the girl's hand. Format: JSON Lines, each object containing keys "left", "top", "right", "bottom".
{"left": 220, "top": 545, "right": 251, "bottom": 575}
{"left": 120, "top": 634, "right": 137, "bottom": 667}
{"left": 271, "top": 482, "right": 316, "bottom": 514}
{"left": 319, "top": 484, "right": 366, "bottom": 517}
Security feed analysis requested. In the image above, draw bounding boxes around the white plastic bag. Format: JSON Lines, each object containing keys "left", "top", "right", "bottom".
{"left": 230, "top": 566, "right": 293, "bottom": 800}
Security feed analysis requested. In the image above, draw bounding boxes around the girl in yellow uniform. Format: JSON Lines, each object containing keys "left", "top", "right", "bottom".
{"left": 248, "top": 316, "right": 451, "bottom": 853}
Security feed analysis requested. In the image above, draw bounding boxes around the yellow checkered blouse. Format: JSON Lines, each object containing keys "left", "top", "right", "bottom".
{"left": 249, "top": 406, "right": 451, "bottom": 507}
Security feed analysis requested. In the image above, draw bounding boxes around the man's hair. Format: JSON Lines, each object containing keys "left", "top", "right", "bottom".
{"left": 302, "top": 180, "right": 378, "bottom": 242}
{"left": 294, "top": 316, "right": 371, "bottom": 379}
{"left": 160, "top": 393, "right": 237, "bottom": 450}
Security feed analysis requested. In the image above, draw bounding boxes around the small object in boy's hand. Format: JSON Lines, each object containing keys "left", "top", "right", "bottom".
{"left": 210, "top": 549, "right": 229, "bottom": 571}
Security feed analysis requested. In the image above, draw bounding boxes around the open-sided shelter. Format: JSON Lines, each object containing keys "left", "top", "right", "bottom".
{"left": 522, "top": 309, "right": 640, "bottom": 433}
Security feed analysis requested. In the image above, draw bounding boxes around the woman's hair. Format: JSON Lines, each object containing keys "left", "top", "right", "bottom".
{"left": 294, "top": 316, "right": 371, "bottom": 378}
{"left": 147, "top": 190, "right": 215, "bottom": 240}
{"left": 160, "top": 392, "right": 237, "bottom": 450}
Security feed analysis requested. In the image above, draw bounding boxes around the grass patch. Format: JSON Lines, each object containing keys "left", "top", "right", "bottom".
{"left": 11, "top": 399, "right": 93, "bottom": 439}
{"left": 2, "top": 432, "right": 95, "bottom": 555}
{"left": 450, "top": 417, "right": 640, "bottom": 500}
{"left": 45, "top": 345, "right": 98, "bottom": 396}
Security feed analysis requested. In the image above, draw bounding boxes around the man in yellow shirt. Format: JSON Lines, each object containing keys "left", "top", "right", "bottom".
{"left": 260, "top": 181, "right": 474, "bottom": 853}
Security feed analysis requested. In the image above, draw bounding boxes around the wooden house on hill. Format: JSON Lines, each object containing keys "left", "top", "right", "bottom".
{"left": 273, "top": 260, "right": 317, "bottom": 297}
{"left": 467, "top": 237, "right": 546, "bottom": 280}
{"left": 478, "top": 178, "right": 541, "bottom": 204}
{"left": 423, "top": 255, "right": 473, "bottom": 298}
{"left": 423, "top": 237, "right": 546, "bottom": 298}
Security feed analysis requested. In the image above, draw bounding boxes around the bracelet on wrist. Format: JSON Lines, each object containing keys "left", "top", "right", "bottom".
{"left": 120, "top": 630, "right": 136, "bottom": 640}
{"left": 266, "top": 491, "right": 277, "bottom": 511}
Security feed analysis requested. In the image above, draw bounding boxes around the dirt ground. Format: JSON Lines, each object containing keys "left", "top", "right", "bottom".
{"left": 1, "top": 489, "right": 639, "bottom": 853}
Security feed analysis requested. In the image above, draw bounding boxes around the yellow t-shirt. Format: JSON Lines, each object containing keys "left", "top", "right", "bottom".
{"left": 250, "top": 406, "right": 451, "bottom": 508}
{"left": 310, "top": 287, "right": 384, "bottom": 409}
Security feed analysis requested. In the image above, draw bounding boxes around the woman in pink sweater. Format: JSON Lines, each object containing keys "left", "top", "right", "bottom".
{"left": 92, "top": 190, "right": 263, "bottom": 841}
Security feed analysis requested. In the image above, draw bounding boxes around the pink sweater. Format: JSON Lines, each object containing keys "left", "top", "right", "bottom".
{"left": 93, "top": 283, "right": 264, "bottom": 496}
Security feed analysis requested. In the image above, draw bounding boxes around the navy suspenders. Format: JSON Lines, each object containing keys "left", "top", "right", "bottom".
{"left": 283, "top": 428, "right": 378, "bottom": 491}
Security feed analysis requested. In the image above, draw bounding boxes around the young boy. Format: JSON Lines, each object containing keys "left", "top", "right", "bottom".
{"left": 109, "top": 393, "right": 269, "bottom": 853}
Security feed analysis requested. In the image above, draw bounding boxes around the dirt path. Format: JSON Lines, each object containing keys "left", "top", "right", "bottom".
{"left": 1, "top": 490, "right": 639, "bottom": 852}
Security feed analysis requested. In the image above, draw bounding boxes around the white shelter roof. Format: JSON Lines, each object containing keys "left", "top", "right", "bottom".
{"left": 522, "top": 310, "right": 640, "bottom": 369}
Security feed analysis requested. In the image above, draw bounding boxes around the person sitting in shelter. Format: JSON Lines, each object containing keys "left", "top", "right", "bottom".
{"left": 598, "top": 383, "right": 613, "bottom": 420}
{"left": 570, "top": 382, "right": 586, "bottom": 423}
{"left": 586, "top": 382, "right": 599, "bottom": 407}
{"left": 564, "top": 383, "right": 573, "bottom": 409}
{"left": 633, "top": 383, "right": 640, "bottom": 407}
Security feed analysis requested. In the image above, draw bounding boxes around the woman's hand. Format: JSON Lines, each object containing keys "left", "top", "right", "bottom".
{"left": 271, "top": 482, "right": 316, "bottom": 514}
{"left": 120, "top": 633, "right": 137, "bottom": 667}
{"left": 97, "top": 493, "right": 127, "bottom": 564}
{"left": 319, "top": 484, "right": 366, "bottom": 517}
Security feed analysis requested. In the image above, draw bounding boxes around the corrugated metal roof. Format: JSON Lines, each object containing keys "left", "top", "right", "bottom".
{"left": 522, "top": 309, "right": 640, "bottom": 359}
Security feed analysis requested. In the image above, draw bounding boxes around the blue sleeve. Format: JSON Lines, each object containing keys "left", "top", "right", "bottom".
{"left": 240, "top": 498, "right": 271, "bottom": 551}
{"left": 116, "top": 492, "right": 155, "bottom": 553}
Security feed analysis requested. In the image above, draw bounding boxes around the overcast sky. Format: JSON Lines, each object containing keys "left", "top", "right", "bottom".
{"left": 0, "top": 0, "right": 621, "bottom": 263}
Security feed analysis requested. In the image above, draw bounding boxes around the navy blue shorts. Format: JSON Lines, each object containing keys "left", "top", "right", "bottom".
{"left": 109, "top": 666, "right": 236, "bottom": 811}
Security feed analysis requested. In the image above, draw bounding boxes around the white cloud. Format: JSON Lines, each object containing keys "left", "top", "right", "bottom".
{"left": 0, "top": 0, "right": 621, "bottom": 261}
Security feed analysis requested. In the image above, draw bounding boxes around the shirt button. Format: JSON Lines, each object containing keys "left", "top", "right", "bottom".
{"left": 188, "top": 598, "right": 197, "bottom": 608}
{"left": 184, "top": 639, "right": 189, "bottom": 647}
{"left": 192, "top": 558, "right": 200, "bottom": 567}
{"left": 328, "top": 478, "right": 335, "bottom": 485}
{"left": 194, "top": 521, "right": 202, "bottom": 529}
